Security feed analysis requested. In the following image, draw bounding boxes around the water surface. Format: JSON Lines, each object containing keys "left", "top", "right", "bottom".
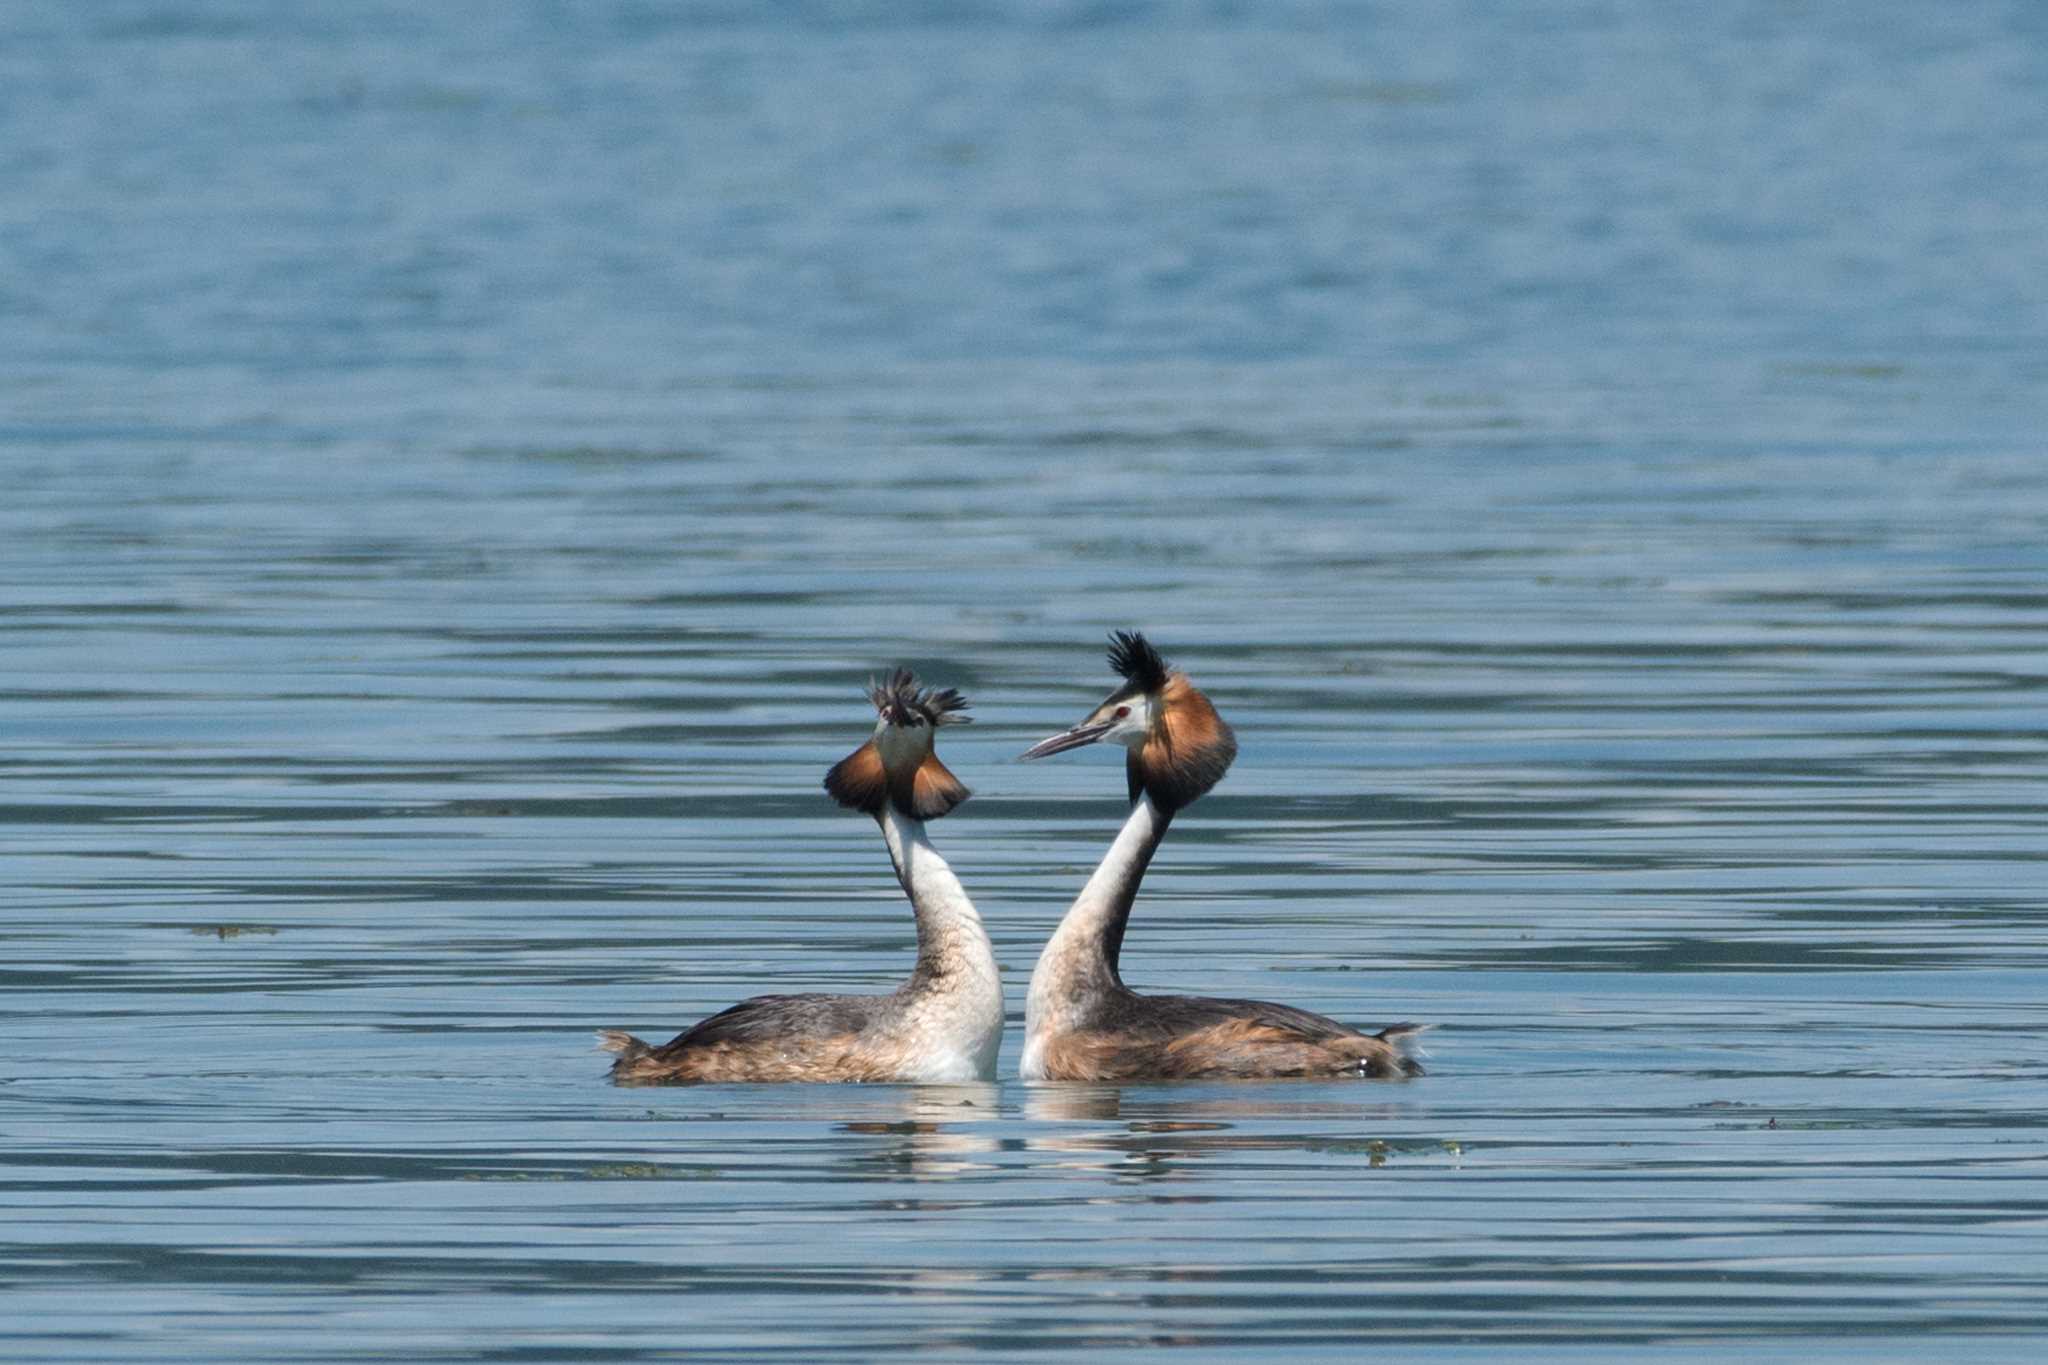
{"left": 5, "top": 1, "right": 2048, "bottom": 1358}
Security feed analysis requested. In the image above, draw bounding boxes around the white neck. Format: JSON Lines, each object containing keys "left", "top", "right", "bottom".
{"left": 1022, "top": 795, "right": 1172, "bottom": 1076}
{"left": 877, "top": 806, "right": 1003, "bottom": 1081}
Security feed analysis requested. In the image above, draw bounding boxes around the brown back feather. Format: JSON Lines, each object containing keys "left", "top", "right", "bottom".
{"left": 607, "top": 992, "right": 916, "bottom": 1084}
{"left": 1034, "top": 991, "right": 1423, "bottom": 1081}
{"left": 1038, "top": 1017, "right": 1421, "bottom": 1081}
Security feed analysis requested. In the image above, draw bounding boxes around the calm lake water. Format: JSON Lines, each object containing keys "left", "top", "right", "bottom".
{"left": 5, "top": 1, "right": 2048, "bottom": 1359}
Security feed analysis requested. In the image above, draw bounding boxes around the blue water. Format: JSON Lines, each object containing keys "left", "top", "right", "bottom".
{"left": 5, "top": 1, "right": 2048, "bottom": 1359}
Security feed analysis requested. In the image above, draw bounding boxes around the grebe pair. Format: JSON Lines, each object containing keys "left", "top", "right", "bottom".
{"left": 601, "top": 635, "right": 1422, "bottom": 1085}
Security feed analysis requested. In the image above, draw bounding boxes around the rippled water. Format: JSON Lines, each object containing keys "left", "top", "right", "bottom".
{"left": 6, "top": 1, "right": 2048, "bottom": 1359}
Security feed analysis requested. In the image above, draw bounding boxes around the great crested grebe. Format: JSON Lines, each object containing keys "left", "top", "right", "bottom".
{"left": 600, "top": 671, "right": 1002, "bottom": 1084}
{"left": 1018, "top": 632, "right": 1424, "bottom": 1082}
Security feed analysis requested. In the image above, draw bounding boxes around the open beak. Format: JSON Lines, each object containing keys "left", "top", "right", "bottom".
{"left": 1019, "top": 720, "right": 1113, "bottom": 760}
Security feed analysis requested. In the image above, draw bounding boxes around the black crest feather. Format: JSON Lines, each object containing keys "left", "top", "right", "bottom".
{"left": 1106, "top": 630, "right": 1169, "bottom": 693}
{"left": 866, "top": 668, "right": 972, "bottom": 727}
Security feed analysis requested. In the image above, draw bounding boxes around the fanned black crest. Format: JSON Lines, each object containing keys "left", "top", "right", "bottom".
{"left": 1105, "top": 630, "right": 1169, "bottom": 694}
{"left": 915, "top": 682, "right": 972, "bottom": 727}
{"left": 867, "top": 668, "right": 972, "bottom": 727}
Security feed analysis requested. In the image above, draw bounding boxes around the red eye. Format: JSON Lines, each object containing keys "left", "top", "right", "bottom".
{"left": 1114, "top": 706, "right": 1130, "bottom": 719}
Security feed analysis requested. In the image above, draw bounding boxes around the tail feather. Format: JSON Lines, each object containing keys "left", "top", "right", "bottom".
{"left": 1375, "top": 1022, "right": 1430, "bottom": 1078}
{"left": 596, "top": 1029, "right": 651, "bottom": 1060}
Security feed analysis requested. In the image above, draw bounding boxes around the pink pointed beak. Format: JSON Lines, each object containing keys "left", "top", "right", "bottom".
{"left": 1018, "top": 720, "right": 1114, "bottom": 760}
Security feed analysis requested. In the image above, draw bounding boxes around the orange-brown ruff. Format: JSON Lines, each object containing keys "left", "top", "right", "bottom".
{"left": 600, "top": 671, "right": 1000, "bottom": 1085}
{"left": 1020, "top": 631, "right": 1424, "bottom": 1082}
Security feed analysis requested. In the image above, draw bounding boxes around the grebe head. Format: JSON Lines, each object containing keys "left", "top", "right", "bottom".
{"left": 867, "top": 668, "right": 972, "bottom": 734}
{"left": 1019, "top": 630, "right": 1237, "bottom": 813}
{"left": 824, "top": 668, "right": 973, "bottom": 820}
